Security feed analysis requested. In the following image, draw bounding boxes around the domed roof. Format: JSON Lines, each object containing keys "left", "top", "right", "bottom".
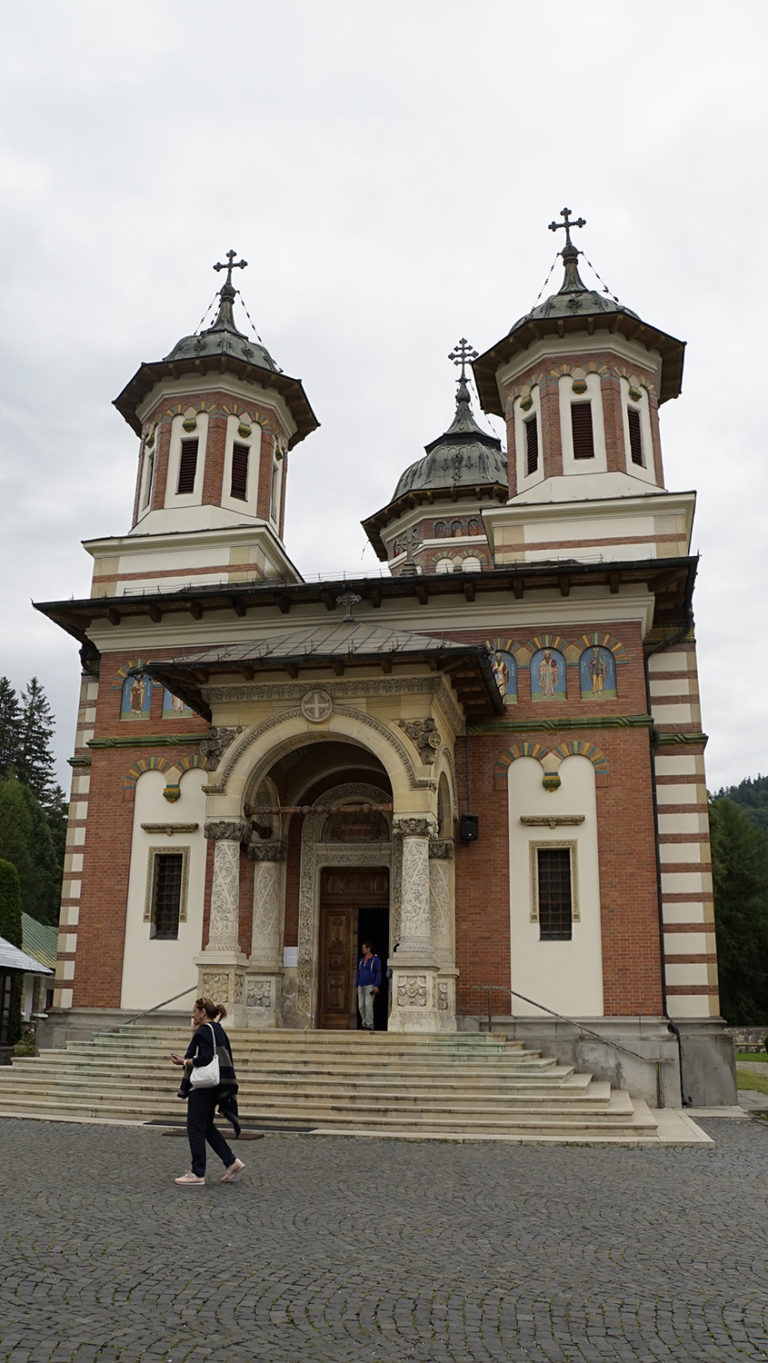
{"left": 164, "top": 255, "right": 279, "bottom": 371}
{"left": 392, "top": 374, "right": 507, "bottom": 499}
{"left": 473, "top": 210, "right": 685, "bottom": 414}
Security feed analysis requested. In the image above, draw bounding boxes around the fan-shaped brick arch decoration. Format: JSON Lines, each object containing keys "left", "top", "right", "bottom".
{"left": 112, "top": 657, "right": 151, "bottom": 690}
{"left": 578, "top": 631, "right": 628, "bottom": 664}
{"left": 552, "top": 739, "right": 610, "bottom": 776}
{"left": 123, "top": 755, "right": 174, "bottom": 790}
{"left": 177, "top": 754, "right": 209, "bottom": 773}
{"left": 494, "top": 741, "right": 550, "bottom": 790}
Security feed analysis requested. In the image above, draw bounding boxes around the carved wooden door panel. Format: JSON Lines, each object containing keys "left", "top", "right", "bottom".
{"left": 317, "top": 867, "right": 390, "bottom": 1029}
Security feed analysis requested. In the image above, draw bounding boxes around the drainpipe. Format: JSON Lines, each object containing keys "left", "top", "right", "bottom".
{"left": 644, "top": 598, "right": 695, "bottom": 1106}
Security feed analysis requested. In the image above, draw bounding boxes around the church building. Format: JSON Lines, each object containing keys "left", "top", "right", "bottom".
{"left": 37, "top": 216, "right": 735, "bottom": 1107}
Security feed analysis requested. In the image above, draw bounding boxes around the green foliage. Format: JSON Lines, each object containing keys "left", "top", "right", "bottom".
{"left": 718, "top": 773, "right": 768, "bottom": 834}
{"left": 710, "top": 793, "right": 768, "bottom": 1025}
{"left": 0, "top": 858, "right": 23, "bottom": 946}
{"left": 0, "top": 677, "right": 66, "bottom": 925}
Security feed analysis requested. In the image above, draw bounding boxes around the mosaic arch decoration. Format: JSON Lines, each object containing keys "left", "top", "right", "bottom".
{"left": 551, "top": 739, "right": 609, "bottom": 775}
{"left": 494, "top": 741, "right": 550, "bottom": 781}
{"left": 113, "top": 658, "right": 154, "bottom": 720}
{"left": 579, "top": 646, "right": 617, "bottom": 699}
{"left": 485, "top": 638, "right": 517, "bottom": 705}
{"left": 123, "top": 755, "right": 174, "bottom": 790}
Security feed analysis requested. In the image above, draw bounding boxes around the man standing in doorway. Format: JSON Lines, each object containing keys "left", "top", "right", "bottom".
{"left": 356, "top": 941, "right": 381, "bottom": 1032}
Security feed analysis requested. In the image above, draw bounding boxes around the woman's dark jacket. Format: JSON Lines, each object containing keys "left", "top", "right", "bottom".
{"left": 184, "top": 1020, "right": 238, "bottom": 1105}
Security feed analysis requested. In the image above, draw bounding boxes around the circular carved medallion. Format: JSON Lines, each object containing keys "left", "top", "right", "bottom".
{"left": 301, "top": 688, "right": 333, "bottom": 723}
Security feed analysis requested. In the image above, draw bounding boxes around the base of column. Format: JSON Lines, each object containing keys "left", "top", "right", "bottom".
{"left": 196, "top": 955, "right": 248, "bottom": 1027}
{"left": 244, "top": 968, "right": 283, "bottom": 1028}
{"left": 388, "top": 964, "right": 449, "bottom": 1033}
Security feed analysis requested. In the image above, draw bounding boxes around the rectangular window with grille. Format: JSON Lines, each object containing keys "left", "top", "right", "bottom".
{"left": 525, "top": 415, "right": 539, "bottom": 475}
{"left": 177, "top": 439, "right": 198, "bottom": 494}
{"left": 145, "top": 850, "right": 188, "bottom": 940}
{"left": 628, "top": 408, "right": 644, "bottom": 465}
{"left": 537, "top": 846, "right": 573, "bottom": 940}
{"left": 571, "top": 403, "right": 595, "bottom": 460}
{"left": 230, "top": 442, "right": 249, "bottom": 500}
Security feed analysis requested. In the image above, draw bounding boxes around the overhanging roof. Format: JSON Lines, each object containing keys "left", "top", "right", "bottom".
{"left": 0, "top": 935, "right": 53, "bottom": 975}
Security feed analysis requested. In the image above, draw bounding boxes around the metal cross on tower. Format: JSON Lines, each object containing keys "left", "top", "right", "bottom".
{"left": 213, "top": 249, "right": 248, "bottom": 288}
{"left": 548, "top": 208, "right": 586, "bottom": 251}
{"left": 448, "top": 337, "right": 478, "bottom": 381}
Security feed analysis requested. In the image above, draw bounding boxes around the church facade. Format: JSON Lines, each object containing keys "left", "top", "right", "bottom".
{"left": 38, "top": 222, "right": 735, "bottom": 1106}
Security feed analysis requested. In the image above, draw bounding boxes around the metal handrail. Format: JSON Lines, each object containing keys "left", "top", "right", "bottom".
{"left": 466, "top": 983, "right": 672, "bottom": 1067}
{"left": 104, "top": 984, "right": 198, "bottom": 1034}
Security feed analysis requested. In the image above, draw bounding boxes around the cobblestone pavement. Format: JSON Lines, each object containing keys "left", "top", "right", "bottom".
{"left": 1, "top": 1116, "right": 767, "bottom": 1363}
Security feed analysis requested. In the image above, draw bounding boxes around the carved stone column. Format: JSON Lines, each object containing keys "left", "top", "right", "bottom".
{"left": 245, "top": 840, "right": 286, "bottom": 1028}
{"left": 388, "top": 816, "right": 441, "bottom": 1033}
{"left": 429, "top": 838, "right": 457, "bottom": 1032}
{"left": 196, "top": 819, "right": 248, "bottom": 1025}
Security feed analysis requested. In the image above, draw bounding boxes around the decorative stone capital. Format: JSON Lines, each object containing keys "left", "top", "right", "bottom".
{"left": 428, "top": 838, "right": 455, "bottom": 860}
{"left": 199, "top": 726, "right": 244, "bottom": 769}
{"left": 248, "top": 839, "right": 287, "bottom": 862}
{"left": 204, "top": 819, "right": 249, "bottom": 843}
{"left": 393, "top": 816, "right": 437, "bottom": 839}
{"left": 398, "top": 718, "right": 441, "bottom": 764}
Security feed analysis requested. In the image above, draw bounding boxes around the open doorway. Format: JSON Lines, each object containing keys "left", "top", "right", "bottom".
{"left": 317, "top": 867, "right": 390, "bottom": 1029}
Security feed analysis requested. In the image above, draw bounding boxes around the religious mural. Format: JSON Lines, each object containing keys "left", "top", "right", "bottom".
{"left": 162, "top": 688, "right": 194, "bottom": 718}
{"left": 120, "top": 672, "right": 152, "bottom": 719}
{"left": 486, "top": 638, "right": 517, "bottom": 704}
{"left": 530, "top": 647, "right": 566, "bottom": 701}
{"left": 579, "top": 646, "right": 616, "bottom": 699}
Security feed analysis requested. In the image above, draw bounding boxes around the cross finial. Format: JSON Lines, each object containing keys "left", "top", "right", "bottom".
{"left": 448, "top": 337, "right": 478, "bottom": 382}
{"left": 213, "top": 249, "right": 248, "bottom": 289}
{"left": 548, "top": 208, "right": 586, "bottom": 251}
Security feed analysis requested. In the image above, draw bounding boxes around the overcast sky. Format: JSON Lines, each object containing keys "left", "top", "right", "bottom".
{"left": 1, "top": 1, "right": 766, "bottom": 793}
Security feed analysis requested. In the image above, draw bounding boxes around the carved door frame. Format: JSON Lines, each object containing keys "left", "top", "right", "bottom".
{"left": 297, "top": 783, "right": 400, "bottom": 1029}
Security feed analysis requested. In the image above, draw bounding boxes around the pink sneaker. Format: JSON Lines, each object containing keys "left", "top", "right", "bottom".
{"left": 221, "top": 1158, "right": 245, "bottom": 1183}
{"left": 175, "top": 1171, "right": 205, "bottom": 1185}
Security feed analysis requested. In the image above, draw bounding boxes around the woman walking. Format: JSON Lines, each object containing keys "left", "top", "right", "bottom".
{"left": 171, "top": 996, "right": 244, "bottom": 1187}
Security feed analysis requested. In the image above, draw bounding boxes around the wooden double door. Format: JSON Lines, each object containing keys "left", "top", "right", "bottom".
{"left": 317, "top": 867, "right": 390, "bottom": 1030}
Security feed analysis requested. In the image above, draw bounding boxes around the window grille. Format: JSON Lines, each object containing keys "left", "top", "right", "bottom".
{"left": 536, "top": 846, "right": 573, "bottom": 940}
{"left": 177, "top": 439, "right": 198, "bottom": 494}
{"left": 628, "top": 408, "right": 644, "bottom": 465}
{"left": 525, "top": 415, "right": 539, "bottom": 475}
{"left": 571, "top": 403, "right": 595, "bottom": 460}
{"left": 231, "top": 443, "right": 249, "bottom": 500}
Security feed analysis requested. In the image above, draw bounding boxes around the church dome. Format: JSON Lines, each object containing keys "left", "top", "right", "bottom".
{"left": 392, "top": 373, "right": 506, "bottom": 499}
{"left": 164, "top": 256, "right": 279, "bottom": 371}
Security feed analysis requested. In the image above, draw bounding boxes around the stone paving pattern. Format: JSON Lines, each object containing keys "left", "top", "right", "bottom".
{"left": 1, "top": 1116, "right": 767, "bottom": 1362}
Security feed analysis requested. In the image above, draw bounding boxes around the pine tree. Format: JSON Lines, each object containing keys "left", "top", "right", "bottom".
{"left": 0, "top": 858, "right": 24, "bottom": 1047}
{"left": 710, "top": 794, "right": 768, "bottom": 1025}
{"left": 16, "top": 677, "right": 59, "bottom": 808}
{"left": 0, "top": 776, "right": 61, "bottom": 925}
{"left": 0, "top": 677, "right": 21, "bottom": 778}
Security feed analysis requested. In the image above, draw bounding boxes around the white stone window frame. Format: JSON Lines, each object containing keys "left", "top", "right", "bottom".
{"left": 514, "top": 389, "right": 545, "bottom": 493}
{"left": 139, "top": 438, "right": 156, "bottom": 512}
{"left": 559, "top": 374, "right": 607, "bottom": 474}
{"left": 270, "top": 443, "right": 284, "bottom": 526}
{"left": 528, "top": 839, "right": 580, "bottom": 927}
{"left": 165, "top": 412, "right": 209, "bottom": 507}
{"left": 619, "top": 378, "right": 657, "bottom": 486}
{"left": 222, "top": 414, "right": 263, "bottom": 516}
{"left": 143, "top": 844, "right": 190, "bottom": 939}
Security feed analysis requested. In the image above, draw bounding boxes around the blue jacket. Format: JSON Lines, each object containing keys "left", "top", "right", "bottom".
{"left": 356, "top": 954, "right": 382, "bottom": 989}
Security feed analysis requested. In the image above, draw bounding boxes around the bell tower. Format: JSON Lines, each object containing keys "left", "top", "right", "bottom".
{"left": 87, "top": 252, "right": 319, "bottom": 596}
{"left": 474, "top": 210, "right": 693, "bottom": 567}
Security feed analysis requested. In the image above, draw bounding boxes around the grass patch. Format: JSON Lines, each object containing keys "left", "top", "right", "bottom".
{"left": 736, "top": 1068, "right": 768, "bottom": 1096}
{"left": 735, "top": 1050, "right": 768, "bottom": 1063}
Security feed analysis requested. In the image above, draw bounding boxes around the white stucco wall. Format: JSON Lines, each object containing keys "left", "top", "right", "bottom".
{"left": 508, "top": 755, "right": 604, "bottom": 1018}
{"left": 120, "top": 767, "right": 207, "bottom": 1012}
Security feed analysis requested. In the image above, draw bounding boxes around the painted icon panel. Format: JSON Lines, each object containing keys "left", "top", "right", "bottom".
{"left": 530, "top": 648, "right": 566, "bottom": 701}
{"left": 579, "top": 646, "right": 616, "bottom": 699}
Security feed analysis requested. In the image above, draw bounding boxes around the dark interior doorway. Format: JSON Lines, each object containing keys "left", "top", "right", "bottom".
{"left": 317, "top": 867, "right": 390, "bottom": 1029}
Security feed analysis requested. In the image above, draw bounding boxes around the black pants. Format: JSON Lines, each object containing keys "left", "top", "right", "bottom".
{"left": 187, "top": 1088, "right": 236, "bottom": 1177}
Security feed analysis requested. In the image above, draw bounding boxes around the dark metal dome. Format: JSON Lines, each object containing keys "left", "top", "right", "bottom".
{"left": 392, "top": 376, "right": 507, "bottom": 499}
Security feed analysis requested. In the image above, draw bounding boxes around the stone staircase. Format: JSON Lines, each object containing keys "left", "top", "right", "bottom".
{"left": 0, "top": 1026, "right": 706, "bottom": 1144}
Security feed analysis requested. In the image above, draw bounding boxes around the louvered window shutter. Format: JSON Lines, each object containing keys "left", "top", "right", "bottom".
{"left": 231, "top": 443, "right": 249, "bottom": 500}
{"left": 177, "top": 439, "right": 198, "bottom": 494}
{"left": 525, "top": 416, "right": 539, "bottom": 475}
{"left": 571, "top": 404, "right": 595, "bottom": 460}
{"left": 628, "top": 408, "right": 643, "bottom": 465}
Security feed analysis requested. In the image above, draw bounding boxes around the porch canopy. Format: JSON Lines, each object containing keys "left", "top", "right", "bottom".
{"left": 0, "top": 935, "right": 53, "bottom": 975}
{"left": 144, "top": 620, "right": 505, "bottom": 721}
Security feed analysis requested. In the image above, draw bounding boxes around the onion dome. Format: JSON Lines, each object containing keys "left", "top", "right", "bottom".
{"left": 113, "top": 251, "right": 318, "bottom": 448}
{"left": 393, "top": 344, "right": 507, "bottom": 498}
{"left": 473, "top": 208, "right": 685, "bottom": 413}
